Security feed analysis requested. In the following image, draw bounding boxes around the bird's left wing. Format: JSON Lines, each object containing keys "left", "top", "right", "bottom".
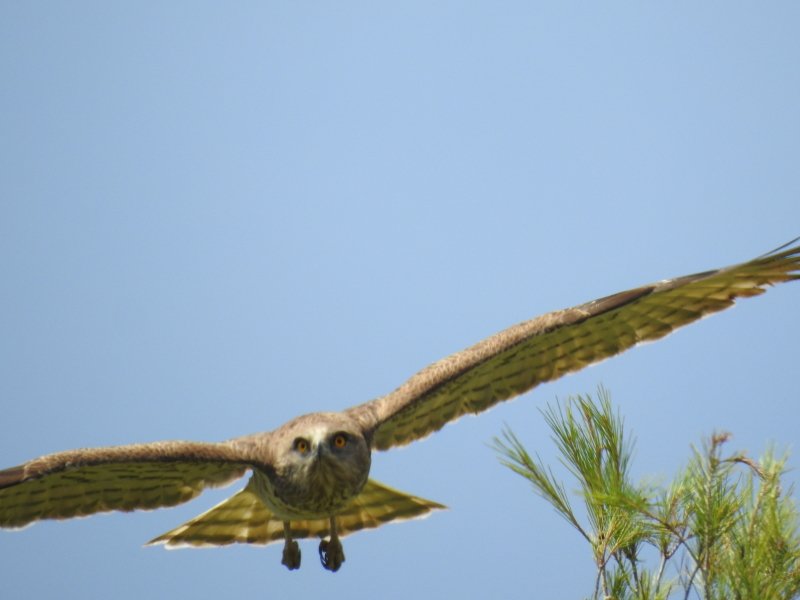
{"left": 347, "top": 240, "right": 800, "bottom": 451}
{"left": 0, "top": 441, "right": 254, "bottom": 529}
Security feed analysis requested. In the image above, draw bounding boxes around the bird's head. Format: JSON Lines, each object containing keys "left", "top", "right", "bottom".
{"left": 271, "top": 412, "right": 371, "bottom": 511}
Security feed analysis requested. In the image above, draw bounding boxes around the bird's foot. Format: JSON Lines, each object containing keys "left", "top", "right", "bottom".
{"left": 281, "top": 539, "right": 301, "bottom": 570}
{"left": 319, "top": 536, "right": 345, "bottom": 572}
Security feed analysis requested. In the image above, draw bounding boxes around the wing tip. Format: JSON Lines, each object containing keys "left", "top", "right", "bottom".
{"left": 758, "top": 236, "right": 800, "bottom": 259}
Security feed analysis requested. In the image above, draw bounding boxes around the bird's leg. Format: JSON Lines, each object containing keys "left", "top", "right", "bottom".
{"left": 281, "top": 521, "right": 301, "bottom": 570}
{"left": 318, "top": 516, "right": 345, "bottom": 572}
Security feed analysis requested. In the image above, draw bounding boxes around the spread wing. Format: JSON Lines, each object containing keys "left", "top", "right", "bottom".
{"left": 0, "top": 441, "right": 255, "bottom": 529}
{"left": 148, "top": 477, "right": 444, "bottom": 546}
{"left": 347, "top": 240, "right": 800, "bottom": 451}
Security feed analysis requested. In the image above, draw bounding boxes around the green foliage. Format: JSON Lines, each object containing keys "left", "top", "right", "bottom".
{"left": 493, "top": 388, "right": 800, "bottom": 600}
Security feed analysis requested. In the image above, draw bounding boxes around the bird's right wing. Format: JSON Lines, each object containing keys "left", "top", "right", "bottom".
{"left": 149, "top": 478, "right": 444, "bottom": 546}
{"left": 0, "top": 441, "right": 254, "bottom": 529}
{"left": 347, "top": 239, "right": 800, "bottom": 451}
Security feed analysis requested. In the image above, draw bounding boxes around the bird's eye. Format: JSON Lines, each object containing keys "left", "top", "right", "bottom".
{"left": 332, "top": 433, "right": 348, "bottom": 449}
{"left": 293, "top": 438, "right": 310, "bottom": 455}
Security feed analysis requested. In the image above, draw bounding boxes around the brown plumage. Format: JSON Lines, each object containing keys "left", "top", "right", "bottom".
{"left": 1, "top": 240, "right": 798, "bottom": 571}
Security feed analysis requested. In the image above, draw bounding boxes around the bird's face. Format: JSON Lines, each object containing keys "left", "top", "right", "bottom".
{"left": 287, "top": 425, "right": 367, "bottom": 474}
{"left": 268, "top": 413, "right": 371, "bottom": 516}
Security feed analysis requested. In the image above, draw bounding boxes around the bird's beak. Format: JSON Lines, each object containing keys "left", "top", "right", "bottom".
{"left": 315, "top": 441, "right": 330, "bottom": 460}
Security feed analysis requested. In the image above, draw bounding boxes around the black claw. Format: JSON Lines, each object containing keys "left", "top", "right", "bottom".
{"left": 282, "top": 540, "right": 301, "bottom": 570}
{"left": 319, "top": 539, "right": 345, "bottom": 572}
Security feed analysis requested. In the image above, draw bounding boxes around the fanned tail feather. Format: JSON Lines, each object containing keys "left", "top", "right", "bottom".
{"left": 147, "top": 478, "right": 445, "bottom": 547}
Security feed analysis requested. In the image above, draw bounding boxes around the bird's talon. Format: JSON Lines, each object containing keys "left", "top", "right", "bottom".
{"left": 319, "top": 537, "right": 345, "bottom": 572}
{"left": 282, "top": 539, "right": 301, "bottom": 570}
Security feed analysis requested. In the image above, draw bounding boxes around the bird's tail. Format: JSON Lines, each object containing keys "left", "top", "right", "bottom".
{"left": 146, "top": 478, "right": 445, "bottom": 547}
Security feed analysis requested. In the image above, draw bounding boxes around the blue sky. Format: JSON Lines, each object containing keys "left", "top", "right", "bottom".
{"left": 1, "top": 3, "right": 798, "bottom": 598}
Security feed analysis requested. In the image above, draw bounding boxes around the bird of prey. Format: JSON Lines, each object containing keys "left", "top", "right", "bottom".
{"left": 1, "top": 241, "right": 798, "bottom": 572}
